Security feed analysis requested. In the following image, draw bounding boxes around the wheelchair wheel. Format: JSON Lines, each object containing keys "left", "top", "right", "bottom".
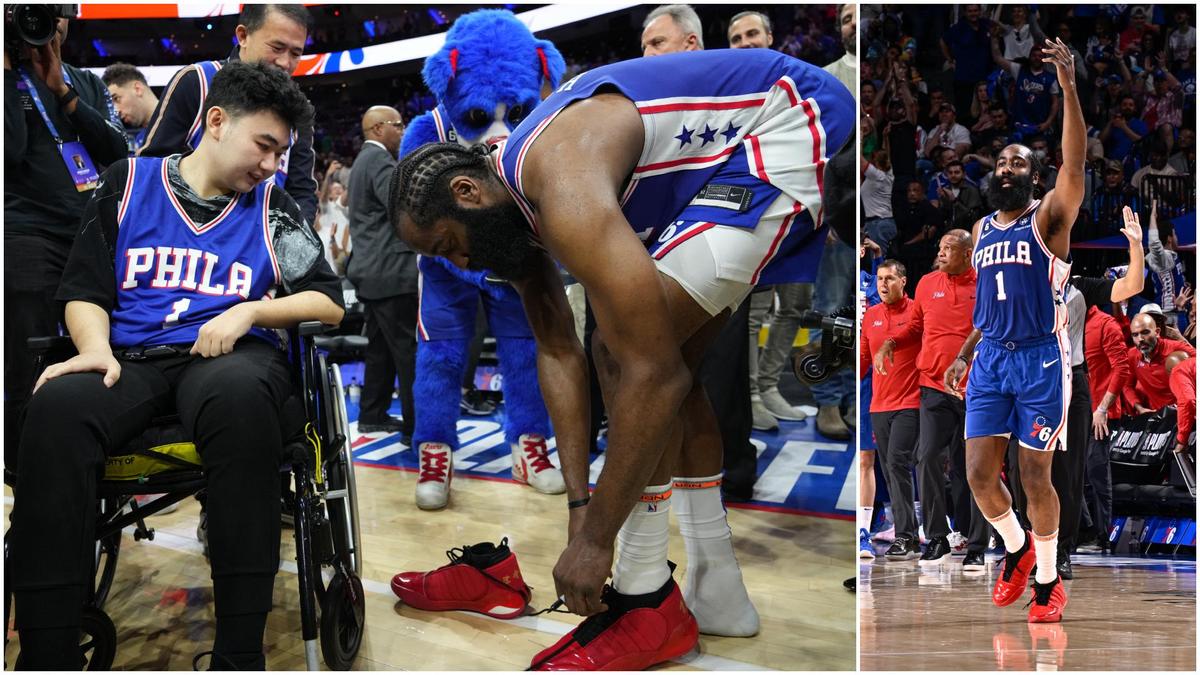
{"left": 325, "top": 362, "right": 362, "bottom": 577}
{"left": 93, "top": 498, "right": 123, "bottom": 609}
{"left": 319, "top": 571, "right": 365, "bottom": 671}
{"left": 80, "top": 607, "right": 117, "bottom": 671}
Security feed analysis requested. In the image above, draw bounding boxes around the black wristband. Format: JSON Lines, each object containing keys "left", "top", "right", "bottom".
{"left": 567, "top": 497, "right": 590, "bottom": 509}
{"left": 57, "top": 86, "right": 78, "bottom": 108}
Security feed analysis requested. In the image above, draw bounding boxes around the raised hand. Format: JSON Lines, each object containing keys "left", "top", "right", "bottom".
{"left": 1120, "top": 205, "right": 1143, "bottom": 247}
{"left": 1042, "top": 38, "right": 1076, "bottom": 91}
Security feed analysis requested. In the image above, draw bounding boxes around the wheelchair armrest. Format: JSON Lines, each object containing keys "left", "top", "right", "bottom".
{"left": 298, "top": 321, "right": 338, "bottom": 337}
{"left": 26, "top": 335, "right": 73, "bottom": 353}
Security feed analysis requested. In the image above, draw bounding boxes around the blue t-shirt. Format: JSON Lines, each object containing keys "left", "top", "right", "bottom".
{"left": 1013, "top": 68, "right": 1059, "bottom": 127}
{"left": 945, "top": 19, "right": 994, "bottom": 82}
{"left": 1105, "top": 116, "right": 1148, "bottom": 161}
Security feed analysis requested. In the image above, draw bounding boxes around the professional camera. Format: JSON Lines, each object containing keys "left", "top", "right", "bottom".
{"left": 792, "top": 306, "right": 855, "bottom": 385}
{"left": 5, "top": 4, "right": 74, "bottom": 50}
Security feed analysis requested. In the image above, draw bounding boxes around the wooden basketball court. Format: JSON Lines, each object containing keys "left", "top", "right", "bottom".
{"left": 4, "top": 461, "right": 854, "bottom": 670}
{"left": 859, "top": 554, "right": 1196, "bottom": 671}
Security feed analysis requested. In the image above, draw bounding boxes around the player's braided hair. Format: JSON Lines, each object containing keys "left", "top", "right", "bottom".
{"left": 389, "top": 142, "right": 493, "bottom": 230}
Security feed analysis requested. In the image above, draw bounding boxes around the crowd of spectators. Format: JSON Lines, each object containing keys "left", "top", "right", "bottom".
{"left": 860, "top": 4, "right": 1195, "bottom": 286}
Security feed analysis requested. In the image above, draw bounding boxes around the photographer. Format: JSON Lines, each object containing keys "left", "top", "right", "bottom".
{"left": 4, "top": 4, "right": 129, "bottom": 462}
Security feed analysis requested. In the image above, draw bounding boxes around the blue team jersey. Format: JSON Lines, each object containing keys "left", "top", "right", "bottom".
{"left": 493, "top": 49, "right": 852, "bottom": 279}
{"left": 972, "top": 200, "right": 1072, "bottom": 343}
{"left": 111, "top": 156, "right": 282, "bottom": 348}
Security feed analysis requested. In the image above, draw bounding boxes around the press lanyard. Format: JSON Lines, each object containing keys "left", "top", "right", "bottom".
{"left": 18, "top": 66, "right": 73, "bottom": 144}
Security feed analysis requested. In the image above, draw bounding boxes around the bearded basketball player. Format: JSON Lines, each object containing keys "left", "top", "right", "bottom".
{"left": 942, "top": 38, "right": 1084, "bottom": 624}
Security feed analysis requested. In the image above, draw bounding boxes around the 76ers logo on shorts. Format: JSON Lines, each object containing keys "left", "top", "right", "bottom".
{"left": 1030, "top": 416, "right": 1051, "bottom": 442}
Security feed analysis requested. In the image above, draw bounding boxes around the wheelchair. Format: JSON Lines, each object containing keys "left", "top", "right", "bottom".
{"left": 4, "top": 322, "right": 365, "bottom": 670}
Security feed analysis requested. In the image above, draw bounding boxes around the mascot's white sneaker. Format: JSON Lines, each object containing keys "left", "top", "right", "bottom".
{"left": 511, "top": 435, "right": 565, "bottom": 495}
{"left": 416, "top": 442, "right": 453, "bottom": 510}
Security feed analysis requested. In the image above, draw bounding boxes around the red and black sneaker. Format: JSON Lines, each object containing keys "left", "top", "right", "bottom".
{"left": 528, "top": 577, "right": 699, "bottom": 671}
{"left": 391, "top": 538, "right": 531, "bottom": 619}
{"left": 1026, "top": 576, "right": 1068, "bottom": 623}
{"left": 992, "top": 531, "right": 1036, "bottom": 607}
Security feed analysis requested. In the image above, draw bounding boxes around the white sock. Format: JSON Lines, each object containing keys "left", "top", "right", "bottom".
{"left": 1033, "top": 530, "right": 1059, "bottom": 584}
{"left": 612, "top": 484, "right": 671, "bottom": 595}
{"left": 673, "top": 474, "right": 759, "bottom": 637}
{"left": 858, "top": 506, "right": 874, "bottom": 532}
{"left": 986, "top": 508, "right": 1027, "bottom": 553}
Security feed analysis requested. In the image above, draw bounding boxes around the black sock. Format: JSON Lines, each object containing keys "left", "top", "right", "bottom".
{"left": 16, "top": 626, "right": 83, "bottom": 670}
{"left": 212, "top": 612, "right": 268, "bottom": 670}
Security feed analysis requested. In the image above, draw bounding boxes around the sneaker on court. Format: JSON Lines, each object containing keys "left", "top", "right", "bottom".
{"left": 918, "top": 537, "right": 952, "bottom": 566}
{"left": 1056, "top": 542, "right": 1074, "bottom": 580}
{"left": 1026, "top": 576, "right": 1068, "bottom": 623}
{"left": 460, "top": 388, "right": 497, "bottom": 416}
{"left": 858, "top": 528, "right": 875, "bottom": 559}
{"left": 528, "top": 577, "right": 698, "bottom": 671}
{"left": 416, "top": 442, "right": 453, "bottom": 510}
{"left": 760, "top": 389, "right": 806, "bottom": 421}
{"left": 962, "top": 550, "right": 987, "bottom": 572}
{"left": 391, "top": 538, "right": 531, "bottom": 619}
{"left": 751, "top": 395, "right": 779, "bottom": 431}
{"left": 993, "top": 531, "right": 1036, "bottom": 607}
{"left": 947, "top": 531, "right": 968, "bottom": 555}
{"left": 884, "top": 535, "right": 919, "bottom": 561}
{"left": 512, "top": 435, "right": 566, "bottom": 494}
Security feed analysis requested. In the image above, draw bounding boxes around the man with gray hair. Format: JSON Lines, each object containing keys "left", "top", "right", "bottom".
{"left": 642, "top": 4, "right": 704, "bottom": 55}
{"left": 727, "top": 10, "right": 772, "bottom": 48}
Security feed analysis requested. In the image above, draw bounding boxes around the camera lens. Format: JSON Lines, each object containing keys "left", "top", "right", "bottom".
{"left": 12, "top": 5, "right": 58, "bottom": 46}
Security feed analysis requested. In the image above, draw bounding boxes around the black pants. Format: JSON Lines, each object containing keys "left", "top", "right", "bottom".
{"left": 1085, "top": 417, "right": 1117, "bottom": 544}
{"left": 9, "top": 341, "right": 292, "bottom": 664}
{"left": 697, "top": 297, "right": 756, "bottom": 497}
{"left": 916, "top": 386, "right": 989, "bottom": 551}
{"left": 4, "top": 234, "right": 70, "bottom": 469}
{"left": 871, "top": 408, "right": 919, "bottom": 539}
{"left": 360, "top": 294, "right": 418, "bottom": 433}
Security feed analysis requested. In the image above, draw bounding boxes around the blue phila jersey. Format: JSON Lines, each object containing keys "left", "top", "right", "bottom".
{"left": 972, "top": 200, "right": 1072, "bottom": 342}
{"left": 110, "top": 156, "right": 282, "bottom": 348}
{"left": 1150, "top": 252, "right": 1187, "bottom": 313}
{"left": 187, "top": 60, "right": 292, "bottom": 189}
{"left": 493, "top": 49, "right": 852, "bottom": 239}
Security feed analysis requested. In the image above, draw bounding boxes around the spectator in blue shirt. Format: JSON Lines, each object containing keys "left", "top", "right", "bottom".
{"left": 1101, "top": 94, "right": 1148, "bottom": 161}
{"left": 993, "top": 41, "right": 1062, "bottom": 133}
{"left": 940, "top": 5, "right": 994, "bottom": 115}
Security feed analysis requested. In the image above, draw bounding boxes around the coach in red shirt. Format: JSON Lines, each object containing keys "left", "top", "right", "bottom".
{"left": 1126, "top": 313, "right": 1197, "bottom": 413}
{"left": 1082, "top": 305, "right": 1133, "bottom": 550}
{"left": 873, "top": 230, "right": 987, "bottom": 568}
{"left": 860, "top": 260, "right": 921, "bottom": 560}
{"left": 1168, "top": 354, "right": 1196, "bottom": 451}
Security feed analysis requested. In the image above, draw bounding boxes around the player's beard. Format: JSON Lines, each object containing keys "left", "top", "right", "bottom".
{"left": 987, "top": 172, "right": 1034, "bottom": 212}
{"left": 457, "top": 200, "right": 541, "bottom": 281}
{"left": 1137, "top": 335, "right": 1158, "bottom": 358}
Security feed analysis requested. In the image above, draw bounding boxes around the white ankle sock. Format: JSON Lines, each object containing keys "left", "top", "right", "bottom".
{"left": 673, "top": 474, "right": 759, "bottom": 637}
{"left": 611, "top": 484, "right": 672, "bottom": 596}
{"left": 1033, "top": 530, "right": 1059, "bottom": 584}
{"left": 986, "top": 508, "right": 1026, "bottom": 553}
{"left": 859, "top": 506, "right": 874, "bottom": 532}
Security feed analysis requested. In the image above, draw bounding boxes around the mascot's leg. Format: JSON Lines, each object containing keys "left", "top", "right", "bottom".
{"left": 413, "top": 339, "right": 468, "bottom": 510}
{"left": 494, "top": 336, "right": 563, "bottom": 494}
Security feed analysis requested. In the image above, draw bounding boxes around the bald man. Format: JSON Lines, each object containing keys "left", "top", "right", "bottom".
{"left": 347, "top": 106, "right": 418, "bottom": 438}
{"left": 1125, "top": 312, "right": 1197, "bottom": 415}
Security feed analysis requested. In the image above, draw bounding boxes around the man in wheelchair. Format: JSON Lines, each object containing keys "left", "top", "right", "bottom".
{"left": 8, "top": 61, "right": 344, "bottom": 670}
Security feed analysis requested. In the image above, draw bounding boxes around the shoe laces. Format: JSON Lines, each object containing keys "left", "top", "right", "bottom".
{"left": 1025, "top": 579, "right": 1058, "bottom": 608}
{"left": 521, "top": 437, "right": 554, "bottom": 473}
{"left": 420, "top": 448, "right": 449, "bottom": 482}
{"left": 442, "top": 537, "right": 532, "bottom": 600}
{"left": 526, "top": 585, "right": 623, "bottom": 671}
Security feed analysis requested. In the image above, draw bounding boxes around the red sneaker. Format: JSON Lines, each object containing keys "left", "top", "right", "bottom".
{"left": 1027, "top": 577, "right": 1068, "bottom": 623}
{"left": 528, "top": 578, "right": 699, "bottom": 671}
{"left": 391, "top": 539, "right": 531, "bottom": 619}
{"left": 992, "top": 532, "right": 1036, "bottom": 607}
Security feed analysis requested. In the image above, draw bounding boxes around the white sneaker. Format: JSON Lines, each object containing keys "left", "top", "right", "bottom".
{"left": 512, "top": 435, "right": 565, "bottom": 494}
{"left": 751, "top": 395, "right": 779, "bottom": 431}
{"left": 415, "top": 442, "right": 452, "bottom": 510}
{"left": 948, "top": 531, "right": 968, "bottom": 555}
{"left": 760, "top": 389, "right": 807, "bottom": 421}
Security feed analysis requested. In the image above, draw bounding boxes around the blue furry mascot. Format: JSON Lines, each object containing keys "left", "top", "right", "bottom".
{"left": 400, "top": 9, "right": 566, "bottom": 510}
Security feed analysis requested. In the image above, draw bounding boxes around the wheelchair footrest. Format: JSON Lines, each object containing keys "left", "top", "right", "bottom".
{"left": 133, "top": 521, "right": 155, "bottom": 541}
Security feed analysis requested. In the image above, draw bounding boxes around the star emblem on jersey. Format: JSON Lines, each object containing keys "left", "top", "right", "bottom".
{"left": 722, "top": 122, "right": 740, "bottom": 142}
{"left": 675, "top": 125, "right": 694, "bottom": 148}
{"left": 698, "top": 124, "right": 717, "bottom": 146}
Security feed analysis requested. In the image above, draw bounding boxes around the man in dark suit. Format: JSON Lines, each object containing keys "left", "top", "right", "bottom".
{"left": 348, "top": 106, "right": 417, "bottom": 440}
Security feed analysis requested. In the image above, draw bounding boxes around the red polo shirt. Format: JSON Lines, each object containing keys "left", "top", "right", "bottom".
{"left": 1126, "top": 337, "right": 1198, "bottom": 411}
{"left": 889, "top": 268, "right": 977, "bottom": 391}
{"left": 1084, "top": 306, "right": 1131, "bottom": 420}
{"left": 1169, "top": 357, "right": 1196, "bottom": 446}
{"left": 861, "top": 295, "right": 921, "bottom": 412}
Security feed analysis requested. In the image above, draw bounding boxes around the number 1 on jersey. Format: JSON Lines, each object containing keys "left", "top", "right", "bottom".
{"left": 995, "top": 271, "right": 1007, "bottom": 301}
{"left": 165, "top": 298, "right": 191, "bottom": 326}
